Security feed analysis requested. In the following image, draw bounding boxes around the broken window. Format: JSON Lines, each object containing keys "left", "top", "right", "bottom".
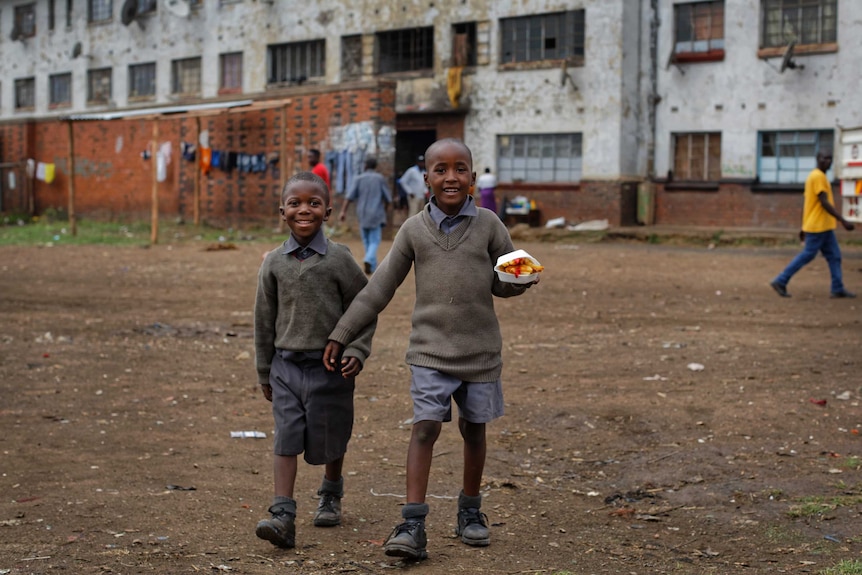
{"left": 376, "top": 27, "right": 433, "bottom": 74}
{"left": 15, "top": 78, "right": 35, "bottom": 110}
{"left": 13, "top": 4, "right": 36, "bottom": 38}
{"left": 341, "top": 35, "right": 363, "bottom": 81}
{"left": 172, "top": 57, "right": 202, "bottom": 96}
{"left": 761, "top": 0, "right": 836, "bottom": 47}
{"left": 219, "top": 52, "right": 243, "bottom": 93}
{"left": 500, "top": 10, "right": 584, "bottom": 64}
{"left": 50, "top": 73, "right": 72, "bottom": 107}
{"left": 674, "top": 1, "right": 724, "bottom": 54}
{"left": 673, "top": 133, "right": 722, "bottom": 181}
{"left": 88, "top": 0, "right": 112, "bottom": 23}
{"left": 129, "top": 62, "right": 156, "bottom": 99}
{"left": 451, "top": 22, "right": 476, "bottom": 67}
{"left": 267, "top": 40, "right": 325, "bottom": 84}
{"left": 87, "top": 67, "right": 112, "bottom": 105}
{"left": 497, "top": 133, "right": 582, "bottom": 183}
{"left": 758, "top": 130, "right": 833, "bottom": 183}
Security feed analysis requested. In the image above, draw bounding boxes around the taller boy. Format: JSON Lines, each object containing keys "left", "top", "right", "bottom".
{"left": 325, "top": 139, "right": 538, "bottom": 560}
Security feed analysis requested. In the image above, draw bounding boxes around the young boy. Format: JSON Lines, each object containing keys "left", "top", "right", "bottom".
{"left": 324, "top": 138, "right": 538, "bottom": 560}
{"left": 254, "top": 171, "right": 375, "bottom": 548}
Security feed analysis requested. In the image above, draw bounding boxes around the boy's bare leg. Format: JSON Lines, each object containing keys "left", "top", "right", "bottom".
{"left": 324, "top": 456, "right": 344, "bottom": 483}
{"left": 459, "top": 418, "right": 486, "bottom": 497}
{"left": 257, "top": 454, "right": 298, "bottom": 548}
{"left": 406, "top": 420, "right": 442, "bottom": 502}
{"left": 274, "top": 454, "right": 298, "bottom": 498}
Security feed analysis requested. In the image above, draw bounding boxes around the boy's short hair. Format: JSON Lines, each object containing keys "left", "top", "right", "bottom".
{"left": 283, "top": 171, "right": 330, "bottom": 205}
{"left": 425, "top": 138, "right": 473, "bottom": 166}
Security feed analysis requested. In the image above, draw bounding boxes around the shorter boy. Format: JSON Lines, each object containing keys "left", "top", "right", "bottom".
{"left": 254, "top": 172, "right": 375, "bottom": 548}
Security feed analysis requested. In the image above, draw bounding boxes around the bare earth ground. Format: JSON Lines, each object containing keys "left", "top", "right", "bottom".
{"left": 1, "top": 233, "right": 861, "bottom": 575}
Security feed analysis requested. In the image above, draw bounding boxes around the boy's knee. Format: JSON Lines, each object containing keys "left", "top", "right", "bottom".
{"left": 412, "top": 420, "right": 441, "bottom": 444}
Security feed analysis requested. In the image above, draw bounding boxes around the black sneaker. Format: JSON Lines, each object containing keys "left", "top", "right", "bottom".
{"left": 770, "top": 281, "right": 791, "bottom": 298}
{"left": 831, "top": 289, "right": 856, "bottom": 299}
{"left": 455, "top": 507, "right": 490, "bottom": 546}
{"left": 383, "top": 520, "right": 427, "bottom": 560}
{"left": 364, "top": 262, "right": 373, "bottom": 275}
{"left": 256, "top": 506, "right": 296, "bottom": 548}
{"left": 313, "top": 492, "right": 342, "bottom": 527}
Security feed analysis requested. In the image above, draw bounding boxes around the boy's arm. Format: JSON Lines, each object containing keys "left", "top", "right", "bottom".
{"left": 253, "top": 260, "right": 278, "bottom": 387}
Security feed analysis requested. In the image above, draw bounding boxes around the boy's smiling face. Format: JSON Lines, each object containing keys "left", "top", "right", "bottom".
{"left": 424, "top": 140, "right": 476, "bottom": 216}
{"left": 279, "top": 180, "right": 331, "bottom": 245}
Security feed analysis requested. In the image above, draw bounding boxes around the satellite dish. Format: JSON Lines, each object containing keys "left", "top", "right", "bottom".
{"left": 72, "top": 41, "right": 83, "bottom": 58}
{"left": 121, "top": 0, "right": 139, "bottom": 26}
{"left": 779, "top": 40, "right": 803, "bottom": 72}
{"left": 165, "top": 0, "right": 190, "bottom": 18}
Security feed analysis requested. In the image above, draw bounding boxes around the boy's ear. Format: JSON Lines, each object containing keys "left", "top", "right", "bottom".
{"left": 323, "top": 205, "right": 332, "bottom": 220}
{"left": 471, "top": 171, "right": 477, "bottom": 186}
{"left": 279, "top": 206, "right": 287, "bottom": 220}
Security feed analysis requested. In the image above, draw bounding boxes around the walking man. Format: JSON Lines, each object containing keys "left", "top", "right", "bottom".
{"left": 339, "top": 157, "right": 392, "bottom": 274}
{"left": 399, "top": 155, "right": 427, "bottom": 217}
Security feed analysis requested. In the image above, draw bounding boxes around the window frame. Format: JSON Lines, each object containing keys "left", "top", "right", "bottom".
{"left": 219, "top": 52, "right": 243, "bottom": 94}
{"left": 87, "top": 67, "right": 112, "bottom": 105}
{"left": 14, "top": 77, "right": 36, "bottom": 110}
{"left": 14, "top": 3, "right": 37, "bottom": 38}
{"left": 340, "top": 35, "right": 363, "bottom": 81}
{"left": 499, "top": 10, "right": 585, "bottom": 67}
{"left": 171, "top": 56, "right": 202, "bottom": 97}
{"left": 375, "top": 27, "right": 434, "bottom": 75}
{"left": 49, "top": 72, "right": 73, "bottom": 108}
{"left": 671, "top": 132, "right": 722, "bottom": 182}
{"left": 128, "top": 62, "right": 156, "bottom": 100}
{"left": 672, "top": 1, "right": 725, "bottom": 64}
{"left": 266, "top": 39, "right": 326, "bottom": 86}
{"left": 88, "top": 0, "right": 112, "bottom": 23}
{"left": 759, "top": 0, "right": 837, "bottom": 57}
{"left": 451, "top": 21, "right": 477, "bottom": 67}
{"left": 496, "top": 133, "right": 583, "bottom": 184}
{"left": 757, "top": 129, "right": 834, "bottom": 185}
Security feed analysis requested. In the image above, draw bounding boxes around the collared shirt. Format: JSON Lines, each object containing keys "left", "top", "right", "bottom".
{"left": 282, "top": 229, "right": 328, "bottom": 261}
{"left": 429, "top": 194, "right": 478, "bottom": 234}
{"left": 400, "top": 164, "right": 426, "bottom": 198}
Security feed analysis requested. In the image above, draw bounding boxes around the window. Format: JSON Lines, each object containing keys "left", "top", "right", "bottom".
{"left": 87, "top": 67, "right": 112, "bottom": 105}
{"left": 49, "top": 0, "right": 56, "bottom": 30}
{"left": 267, "top": 40, "right": 325, "bottom": 84}
{"left": 673, "top": 133, "right": 722, "bottom": 181}
{"left": 14, "top": 78, "right": 35, "bottom": 110}
{"left": 13, "top": 4, "right": 37, "bottom": 38}
{"left": 500, "top": 10, "right": 585, "bottom": 64}
{"left": 761, "top": 0, "right": 837, "bottom": 48}
{"left": 137, "top": 0, "right": 156, "bottom": 15}
{"left": 129, "top": 62, "right": 156, "bottom": 99}
{"left": 674, "top": 2, "right": 724, "bottom": 56}
{"left": 172, "top": 57, "right": 202, "bottom": 96}
{"left": 66, "top": 0, "right": 73, "bottom": 27}
{"left": 376, "top": 27, "right": 433, "bottom": 74}
{"left": 89, "top": 0, "right": 112, "bottom": 22}
{"left": 341, "top": 35, "right": 363, "bottom": 81}
{"left": 759, "top": 130, "right": 834, "bottom": 183}
{"left": 219, "top": 52, "right": 243, "bottom": 93}
{"left": 50, "top": 73, "right": 72, "bottom": 107}
{"left": 452, "top": 22, "right": 477, "bottom": 67}
{"left": 497, "top": 134, "right": 582, "bottom": 183}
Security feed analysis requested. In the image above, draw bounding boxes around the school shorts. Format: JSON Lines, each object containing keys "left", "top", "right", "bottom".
{"left": 269, "top": 350, "right": 355, "bottom": 465}
{"left": 409, "top": 365, "right": 504, "bottom": 424}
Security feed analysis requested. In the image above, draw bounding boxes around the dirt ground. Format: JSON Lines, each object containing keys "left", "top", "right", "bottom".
{"left": 1, "top": 232, "right": 861, "bottom": 575}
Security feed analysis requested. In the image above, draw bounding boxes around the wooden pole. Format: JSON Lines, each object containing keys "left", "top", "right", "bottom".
{"left": 278, "top": 104, "right": 288, "bottom": 232}
{"left": 194, "top": 116, "right": 201, "bottom": 226}
{"left": 150, "top": 120, "right": 159, "bottom": 245}
{"left": 66, "top": 120, "right": 77, "bottom": 236}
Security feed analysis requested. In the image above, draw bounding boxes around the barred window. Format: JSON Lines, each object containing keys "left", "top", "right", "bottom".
{"left": 452, "top": 22, "right": 477, "bottom": 67}
{"left": 15, "top": 78, "right": 36, "bottom": 109}
{"left": 761, "top": 0, "right": 837, "bottom": 48}
{"left": 219, "top": 52, "right": 243, "bottom": 92}
{"left": 14, "top": 4, "right": 37, "bottom": 38}
{"left": 267, "top": 40, "right": 325, "bottom": 84}
{"left": 674, "top": 1, "right": 724, "bottom": 54}
{"left": 50, "top": 73, "right": 72, "bottom": 107}
{"left": 66, "top": 0, "right": 73, "bottom": 28}
{"left": 87, "top": 67, "right": 112, "bottom": 105}
{"left": 759, "top": 130, "right": 834, "bottom": 183}
{"left": 497, "top": 134, "right": 582, "bottom": 183}
{"left": 129, "top": 62, "right": 156, "bottom": 99}
{"left": 500, "top": 10, "right": 585, "bottom": 64}
{"left": 171, "top": 57, "right": 202, "bottom": 96}
{"left": 341, "top": 35, "right": 363, "bottom": 81}
{"left": 88, "top": 0, "right": 112, "bottom": 22}
{"left": 673, "top": 133, "right": 722, "bottom": 181}
{"left": 376, "top": 27, "right": 433, "bottom": 74}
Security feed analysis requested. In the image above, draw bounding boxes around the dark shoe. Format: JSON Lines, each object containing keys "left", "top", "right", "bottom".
{"left": 256, "top": 505, "right": 296, "bottom": 548}
{"left": 384, "top": 520, "right": 427, "bottom": 560}
{"left": 770, "top": 281, "right": 791, "bottom": 298}
{"left": 455, "top": 507, "right": 490, "bottom": 546}
{"left": 830, "top": 289, "right": 856, "bottom": 299}
{"left": 313, "top": 491, "right": 342, "bottom": 527}
{"left": 364, "top": 262, "right": 373, "bottom": 275}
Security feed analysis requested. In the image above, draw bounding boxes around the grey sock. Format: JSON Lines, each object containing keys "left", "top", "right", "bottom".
{"left": 402, "top": 502, "right": 430, "bottom": 521}
{"left": 458, "top": 491, "right": 482, "bottom": 510}
{"left": 319, "top": 475, "right": 344, "bottom": 497}
{"left": 271, "top": 496, "right": 296, "bottom": 516}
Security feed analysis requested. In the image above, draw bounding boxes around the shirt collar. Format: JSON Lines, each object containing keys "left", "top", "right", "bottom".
{"left": 428, "top": 194, "right": 477, "bottom": 229}
{"left": 282, "top": 229, "right": 328, "bottom": 256}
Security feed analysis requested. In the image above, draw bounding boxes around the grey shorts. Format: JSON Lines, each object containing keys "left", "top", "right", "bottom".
{"left": 269, "top": 350, "right": 355, "bottom": 465}
{"left": 409, "top": 365, "right": 504, "bottom": 424}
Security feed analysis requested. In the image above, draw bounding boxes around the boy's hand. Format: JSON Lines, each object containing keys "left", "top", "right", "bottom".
{"left": 323, "top": 340, "right": 344, "bottom": 372}
{"left": 260, "top": 383, "right": 273, "bottom": 402}
{"left": 339, "top": 357, "right": 362, "bottom": 378}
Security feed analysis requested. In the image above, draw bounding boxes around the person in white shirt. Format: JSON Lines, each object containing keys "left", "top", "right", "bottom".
{"left": 399, "top": 155, "right": 427, "bottom": 217}
{"left": 476, "top": 167, "right": 497, "bottom": 214}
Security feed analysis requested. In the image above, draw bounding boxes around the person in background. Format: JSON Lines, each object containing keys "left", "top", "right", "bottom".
{"left": 399, "top": 155, "right": 427, "bottom": 217}
{"left": 254, "top": 172, "right": 375, "bottom": 549}
{"left": 308, "top": 149, "right": 331, "bottom": 189}
{"left": 339, "top": 157, "right": 393, "bottom": 274}
{"left": 476, "top": 167, "right": 498, "bottom": 214}
{"left": 770, "top": 149, "right": 856, "bottom": 298}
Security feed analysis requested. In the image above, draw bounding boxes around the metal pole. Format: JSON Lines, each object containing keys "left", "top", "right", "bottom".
{"left": 66, "top": 120, "right": 77, "bottom": 236}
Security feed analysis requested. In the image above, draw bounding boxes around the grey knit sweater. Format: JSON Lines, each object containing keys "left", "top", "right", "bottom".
{"left": 329, "top": 207, "right": 529, "bottom": 382}
{"left": 254, "top": 239, "right": 375, "bottom": 386}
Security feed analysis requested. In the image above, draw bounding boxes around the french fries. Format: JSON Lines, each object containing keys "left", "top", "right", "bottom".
{"left": 498, "top": 257, "right": 544, "bottom": 278}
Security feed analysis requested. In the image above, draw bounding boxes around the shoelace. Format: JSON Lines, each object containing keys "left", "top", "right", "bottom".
{"left": 318, "top": 493, "right": 336, "bottom": 512}
{"left": 459, "top": 508, "right": 487, "bottom": 526}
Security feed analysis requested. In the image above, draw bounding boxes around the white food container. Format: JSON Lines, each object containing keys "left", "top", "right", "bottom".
{"left": 494, "top": 249, "right": 542, "bottom": 284}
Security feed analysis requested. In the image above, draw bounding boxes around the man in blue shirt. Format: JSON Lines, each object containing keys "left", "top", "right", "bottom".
{"left": 339, "top": 157, "right": 393, "bottom": 274}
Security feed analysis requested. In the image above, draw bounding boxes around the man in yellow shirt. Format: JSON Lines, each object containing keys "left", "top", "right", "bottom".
{"left": 770, "top": 150, "right": 856, "bottom": 298}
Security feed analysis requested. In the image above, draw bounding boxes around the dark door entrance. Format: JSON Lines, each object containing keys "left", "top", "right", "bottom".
{"left": 394, "top": 129, "right": 436, "bottom": 182}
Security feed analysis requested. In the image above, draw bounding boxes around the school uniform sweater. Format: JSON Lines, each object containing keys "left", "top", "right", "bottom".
{"left": 329, "top": 205, "right": 529, "bottom": 382}
{"left": 254, "top": 239, "right": 375, "bottom": 386}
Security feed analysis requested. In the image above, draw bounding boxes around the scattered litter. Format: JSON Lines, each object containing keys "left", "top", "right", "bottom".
{"left": 824, "top": 534, "right": 842, "bottom": 543}
{"left": 568, "top": 219, "right": 609, "bottom": 231}
{"left": 211, "top": 564, "right": 233, "bottom": 572}
{"left": 643, "top": 374, "right": 667, "bottom": 381}
{"left": 370, "top": 488, "right": 454, "bottom": 500}
{"left": 808, "top": 398, "right": 827, "bottom": 407}
{"left": 687, "top": 363, "right": 705, "bottom": 372}
{"left": 544, "top": 217, "right": 567, "bottom": 229}
{"left": 230, "top": 431, "right": 266, "bottom": 438}
{"left": 835, "top": 391, "right": 851, "bottom": 401}
{"left": 662, "top": 342, "right": 686, "bottom": 349}
{"left": 166, "top": 484, "right": 197, "bottom": 491}
{"left": 234, "top": 351, "right": 250, "bottom": 361}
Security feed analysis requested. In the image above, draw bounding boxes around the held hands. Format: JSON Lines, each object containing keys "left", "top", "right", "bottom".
{"left": 323, "top": 340, "right": 362, "bottom": 378}
{"left": 260, "top": 383, "right": 273, "bottom": 402}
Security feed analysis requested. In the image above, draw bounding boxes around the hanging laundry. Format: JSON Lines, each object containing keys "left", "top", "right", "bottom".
{"left": 199, "top": 147, "right": 212, "bottom": 174}
{"left": 181, "top": 142, "right": 196, "bottom": 162}
{"left": 36, "top": 162, "right": 47, "bottom": 182}
{"left": 44, "top": 163, "right": 55, "bottom": 184}
{"left": 157, "top": 154, "right": 167, "bottom": 182}
{"left": 211, "top": 150, "right": 223, "bottom": 170}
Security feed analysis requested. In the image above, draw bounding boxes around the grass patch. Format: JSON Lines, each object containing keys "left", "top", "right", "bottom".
{"left": 820, "top": 560, "right": 862, "bottom": 575}
{"left": 787, "top": 494, "right": 862, "bottom": 518}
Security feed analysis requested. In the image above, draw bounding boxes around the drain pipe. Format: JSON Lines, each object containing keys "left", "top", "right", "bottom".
{"left": 647, "top": 0, "right": 658, "bottom": 180}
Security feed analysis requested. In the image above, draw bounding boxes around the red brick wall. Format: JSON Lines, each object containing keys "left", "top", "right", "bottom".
{"left": 1, "top": 80, "right": 397, "bottom": 226}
